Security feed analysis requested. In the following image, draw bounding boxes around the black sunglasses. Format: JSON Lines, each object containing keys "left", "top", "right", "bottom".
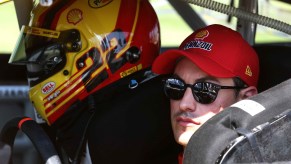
{"left": 163, "top": 77, "right": 247, "bottom": 104}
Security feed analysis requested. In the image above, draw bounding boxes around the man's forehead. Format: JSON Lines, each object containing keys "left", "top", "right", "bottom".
{"left": 173, "top": 60, "right": 235, "bottom": 85}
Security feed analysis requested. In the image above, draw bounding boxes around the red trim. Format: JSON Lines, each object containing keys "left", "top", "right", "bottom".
{"left": 37, "top": 0, "right": 77, "bottom": 29}
{"left": 44, "top": 73, "right": 82, "bottom": 106}
{"left": 178, "top": 152, "right": 183, "bottom": 164}
{"left": 38, "top": 6, "right": 50, "bottom": 27}
{"left": 18, "top": 117, "right": 33, "bottom": 129}
{"left": 47, "top": 94, "right": 80, "bottom": 124}
{"left": 50, "top": 0, "right": 77, "bottom": 29}
{"left": 43, "top": 51, "right": 96, "bottom": 112}
{"left": 115, "top": 0, "right": 137, "bottom": 42}
{"left": 43, "top": 61, "right": 86, "bottom": 101}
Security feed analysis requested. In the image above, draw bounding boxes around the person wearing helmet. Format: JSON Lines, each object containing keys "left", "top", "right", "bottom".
{"left": 152, "top": 24, "right": 260, "bottom": 163}
{"left": 9, "top": 0, "right": 181, "bottom": 163}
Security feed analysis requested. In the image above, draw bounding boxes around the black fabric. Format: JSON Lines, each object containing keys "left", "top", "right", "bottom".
{"left": 184, "top": 78, "right": 291, "bottom": 164}
{"left": 43, "top": 73, "right": 182, "bottom": 164}
{"left": 87, "top": 75, "right": 182, "bottom": 164}
{"left": 255, "top": 44, "right": 291, "bottom": 92}
{"left": 42, "top": 98, "right": 95, "bottom": 163}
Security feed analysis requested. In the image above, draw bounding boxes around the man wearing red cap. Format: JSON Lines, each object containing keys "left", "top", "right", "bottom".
{"left": 152, "top": 24, "right": 259, "bottom": 163}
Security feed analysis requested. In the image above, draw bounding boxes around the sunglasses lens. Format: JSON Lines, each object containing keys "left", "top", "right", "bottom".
{"left": 192, "top": 82, "right": 218, "bottom": 104}
{"left": 163, "top": 78, "right": 219, "bottom": 104}
{"left": 163, "top": 78, "right": 185, "bottom": 100}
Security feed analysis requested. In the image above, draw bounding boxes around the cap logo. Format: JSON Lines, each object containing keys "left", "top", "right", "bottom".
{"left": 183, "top": 29, "right": 212, "bottom": 51}
{"left": 245, "top": 65, "right": 252, "bottom": 77}
{"left": 183, "top": 40, "right": 212, "bottom": 51}
{"left": 195, "top": 30, "right": 209, "bottom": 39}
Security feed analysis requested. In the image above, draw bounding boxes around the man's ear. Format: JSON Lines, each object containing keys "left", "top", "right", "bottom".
{"left": 238, "top": 86, "right": 258, "bottom": 100}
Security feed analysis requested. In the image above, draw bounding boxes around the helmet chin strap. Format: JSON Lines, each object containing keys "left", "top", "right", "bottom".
{"left": 70, "top": 96, "right": 96, "bottom": 164}
{"left": 50, "top": 95, "right": 96, "bottom": 163}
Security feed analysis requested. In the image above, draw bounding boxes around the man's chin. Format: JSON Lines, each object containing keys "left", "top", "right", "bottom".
{"left": 177, "top": 131, "right": 196, "bottom": 147}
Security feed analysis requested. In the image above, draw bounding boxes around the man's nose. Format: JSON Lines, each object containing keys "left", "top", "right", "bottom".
{"left": 179, "top": 88, "right": 196, "bottom": 112}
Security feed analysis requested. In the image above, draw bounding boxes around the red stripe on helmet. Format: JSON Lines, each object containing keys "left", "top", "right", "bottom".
{"left": 37, "top": 0, "right": 77, "bottom": 29}
{"left": 115, "top": 0, "right": 138, "bottom": 41}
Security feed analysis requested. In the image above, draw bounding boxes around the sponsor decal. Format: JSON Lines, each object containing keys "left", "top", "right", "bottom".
{"left": 47, "top": 90, "right": 61, "bottom": 101}
{"left": 195, "top": 30, "right": 209, "bottom": 39}
{"left": 183, "top": 40, "right": 212, "bottom": 51}
{"left": 120, "top": 64, "right": 142, "bottom": 78}
{"left": 24, "top": 26, "right": 60, "bottom": 38}
{"left": 42, "top": 82, "right": 56, "bottom": 94}
{"left": 67, "top": 9, "right": 83, "bottom": 25}
{"left": 245, "top": 65, "right": 253, "bottom": 77}
{"left": 88, "top": 0, "right": 113, "bottom": 8}
{"left": 183, "top": 29, "right": 213, "bottom": 51}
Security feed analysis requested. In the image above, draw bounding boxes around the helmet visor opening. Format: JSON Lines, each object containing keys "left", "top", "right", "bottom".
{"left": 9, "top": 26, "right": 81, "bottom": 78}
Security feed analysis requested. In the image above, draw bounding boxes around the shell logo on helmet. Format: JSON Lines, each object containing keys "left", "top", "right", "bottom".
{"left": 9, "top": 0, "right": 161, "bottom": 125}
{"left": 67, "top": 8, "right": 83, "bottom": 25}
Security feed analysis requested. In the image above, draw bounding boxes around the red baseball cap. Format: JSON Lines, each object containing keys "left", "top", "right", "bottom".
{"left": 152, "top": 24, "right": 259, "bottom": 87}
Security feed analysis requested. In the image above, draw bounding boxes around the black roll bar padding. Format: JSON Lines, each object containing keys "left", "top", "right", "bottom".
{"left": 184, "top": 78, "right": 291, "bottom": 164}
{"left": 0, "top": 117, "right": 60, "bottom": 163}
{"left": 0, "top": 117, "right": 20, "bottom": 149}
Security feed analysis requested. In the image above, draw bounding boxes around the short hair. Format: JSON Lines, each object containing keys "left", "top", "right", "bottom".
{"left": 233, "top": 77, "right": 248, "bottom": 97}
